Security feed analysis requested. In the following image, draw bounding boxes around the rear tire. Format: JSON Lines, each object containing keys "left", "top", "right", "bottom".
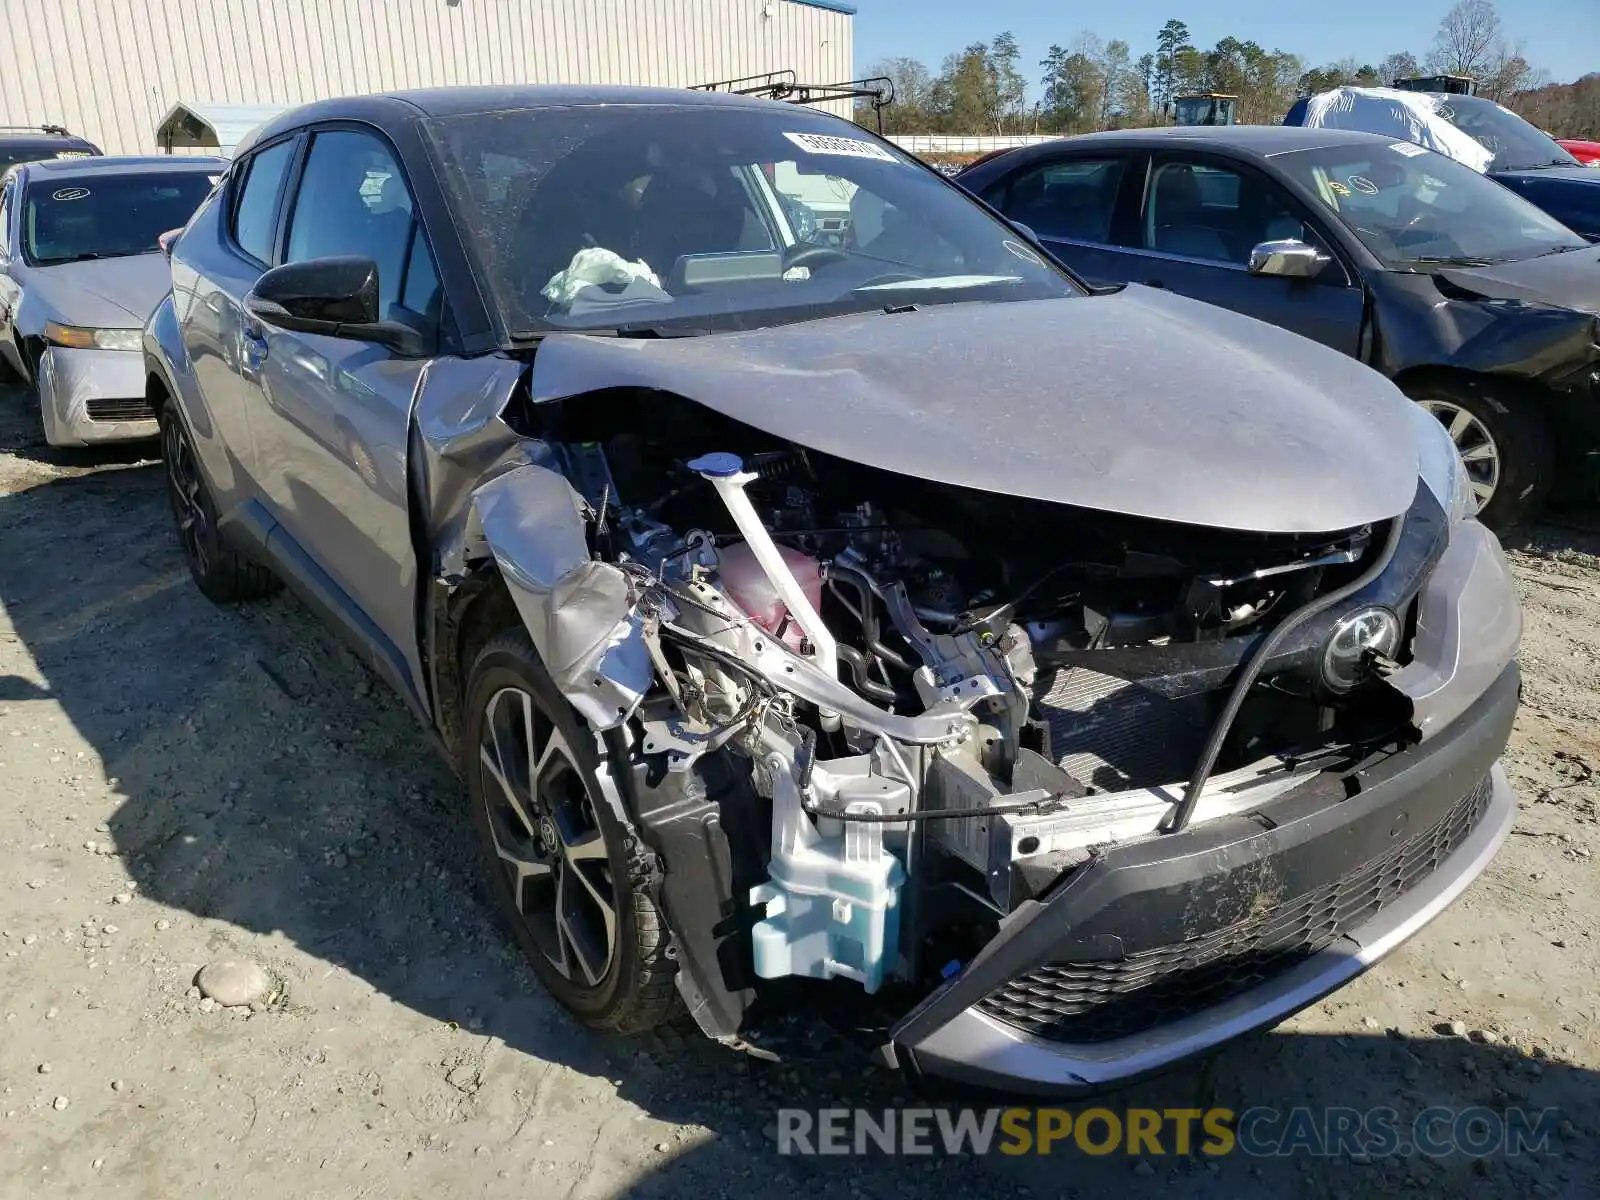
{"left": 462, "top": 628, "right": 678, "bottom": 1034}
{"left": 1404, "top": 378, "right": 1552, "bottom": 531}
{"left": 157, "top": 404, "right": 280, "bottom": 603}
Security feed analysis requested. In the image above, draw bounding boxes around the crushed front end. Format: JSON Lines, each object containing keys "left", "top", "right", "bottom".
{"left": 454, "top": 385, "right": 1520, "bottom": 1092}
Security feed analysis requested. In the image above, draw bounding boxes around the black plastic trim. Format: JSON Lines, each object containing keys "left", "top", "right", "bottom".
{"left": 890, "top": 659, "right": 1519, "bottom": 1050}
{"left": 1032, "top": 482, "right": 1448, "bottom": 697}
{"left": 258, "top": 519, "right": 431, "bottom": 727}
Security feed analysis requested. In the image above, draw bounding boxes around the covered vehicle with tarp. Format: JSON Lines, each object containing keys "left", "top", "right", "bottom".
{"left": 1286, "top": 87, "right": 1600, "bottom": 239}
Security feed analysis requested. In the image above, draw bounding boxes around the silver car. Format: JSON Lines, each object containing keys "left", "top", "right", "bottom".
{"left": 145, "top": 87, "right": 1520, "bottom": 1093}
{"left": 0, "top": 156, "right": 221, "bottom": 445}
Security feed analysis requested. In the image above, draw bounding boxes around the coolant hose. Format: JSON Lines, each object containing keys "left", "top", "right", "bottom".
{"left": 1160, "top": 513, "right": 1407, "bottom": 835}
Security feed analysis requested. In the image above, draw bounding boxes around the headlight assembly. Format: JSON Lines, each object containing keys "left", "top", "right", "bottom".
{"left": 1407, "top": 399, "right": 1474, "bottom": 524}
{"left": 43, "top": 322, "right": 142, "bottom": 353}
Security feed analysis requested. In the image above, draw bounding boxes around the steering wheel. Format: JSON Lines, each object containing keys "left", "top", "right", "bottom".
{"left": 783, "top": 244, "right": 849, "bottom": 272}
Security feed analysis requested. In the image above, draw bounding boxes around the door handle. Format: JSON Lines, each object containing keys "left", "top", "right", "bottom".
{"left": 241, "top": 319, "right": 268, "bottom": 369}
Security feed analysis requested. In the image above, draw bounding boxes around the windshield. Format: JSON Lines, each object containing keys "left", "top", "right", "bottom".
{"left": 423, "top": 104, "right": 1076, "bottom": 337}
{"left": 1429, "top": 95, "right": 1579, "bottom": 172}
{"left": 22, "top": 172, "right": 216, "bottom": 265}
{"left": 1273, "top": 142, "right": 1587, "bottom": 267}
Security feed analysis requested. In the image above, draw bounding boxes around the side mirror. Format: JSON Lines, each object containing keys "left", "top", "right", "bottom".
{"left": 1248, "top": 238, "right": 1329, "bottom": 279}
{"left": 158, "top": 228, "right": 182, "bottom": 259}
{"left": 245, "top": 256, "right": 427, "bottom": 356}
{"left": 1010, "top": 221, "right": 1041, "bottom": 244}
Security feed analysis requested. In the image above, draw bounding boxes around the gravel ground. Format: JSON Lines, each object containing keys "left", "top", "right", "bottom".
{"left": 1, "top": 382, "right": 1597, "bottom": 1200}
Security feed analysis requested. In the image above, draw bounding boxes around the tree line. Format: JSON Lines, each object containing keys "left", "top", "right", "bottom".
{"left": 860, "top": 0, "right": 1595, "bottom": 139}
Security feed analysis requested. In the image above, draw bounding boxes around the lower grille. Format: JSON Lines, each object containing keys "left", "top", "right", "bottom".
{"left": 85, "top": 398, "right": 155, "bottom": 422}
{"left": 977, "top": 775, "right": 1492, "bottom": 1044}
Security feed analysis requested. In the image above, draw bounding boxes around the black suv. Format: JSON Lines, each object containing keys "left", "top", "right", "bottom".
{"left": 0, "top": 125, "right": 102, "bottom": 172}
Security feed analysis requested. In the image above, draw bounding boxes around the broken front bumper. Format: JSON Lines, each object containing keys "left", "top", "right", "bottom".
{"left": 38, "top": 347, "right": 157, "bottom": 446}
{"left": 889, "top": 659, "right": 1519, "bottom": 1093}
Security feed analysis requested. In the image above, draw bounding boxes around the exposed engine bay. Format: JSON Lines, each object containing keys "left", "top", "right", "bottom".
{"left": 463, "top": 389, "right": 1425, "bottom": 1038}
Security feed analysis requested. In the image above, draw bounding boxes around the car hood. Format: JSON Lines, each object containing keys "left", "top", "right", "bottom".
{"left": 1438, "top": 244, "right": 1600, "bottom": 315}
{"left": 1492, "top": 167, "right": 1600, "bottom": 236}
{"left": 529, "top": 288, "right": 1419, "bottom": 535}
{"left": 1492, "top": 165, "right": 1600, "bottom": 189}
{"left": 21, "top": 254, "right": 172, "bottom": 327}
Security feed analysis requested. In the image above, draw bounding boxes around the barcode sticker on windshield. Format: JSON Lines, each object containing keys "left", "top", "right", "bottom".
{"left": 783, "top": 132, "right": 900, "bottom": 163}
{"left": 1390, "top": 141, "right": 1428, "bottom": 157}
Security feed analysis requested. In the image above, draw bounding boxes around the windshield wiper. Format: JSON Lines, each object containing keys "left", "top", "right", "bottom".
{"left": 1408, "top": 255, "right": 1496, "bottom": 267}
{"left": 509, "top": 322, "right": 711, "bottom": 343}
{"left": 42, "top": 250, "right": 146, "bottom": 264}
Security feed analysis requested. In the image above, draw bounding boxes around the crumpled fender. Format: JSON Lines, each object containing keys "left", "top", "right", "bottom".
{"left": 468, "top": 463, "right": 653, "bottom": 730}
{"left": 1369, "top": 268, "right": 1600, "bottom": 389}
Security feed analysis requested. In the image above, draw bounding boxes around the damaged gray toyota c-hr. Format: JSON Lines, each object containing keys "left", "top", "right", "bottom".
{"left": 142, "top": 85, "right": 1522, "bottom": 1092}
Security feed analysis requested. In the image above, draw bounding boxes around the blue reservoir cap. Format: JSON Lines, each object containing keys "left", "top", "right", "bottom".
{"left": 686, "top": 452, "right": 746, "bottom": 478}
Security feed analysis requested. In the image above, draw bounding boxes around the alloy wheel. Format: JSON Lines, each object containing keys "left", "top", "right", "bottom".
{"left": 163, "top": 416, "right": 210, "bottom": 577}
{"left": 1419, "top": 399, "right": 1500, "bottom": 514}
{"left": 476, "top": 686, "right": 617, "bottom": 986}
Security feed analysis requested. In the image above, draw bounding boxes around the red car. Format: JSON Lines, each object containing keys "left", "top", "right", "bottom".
{"left": 1558, "top": 139, "right": 1600, "bottom": 165}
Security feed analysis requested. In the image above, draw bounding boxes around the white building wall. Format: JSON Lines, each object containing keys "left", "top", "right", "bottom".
{"left": 0, "top": 0, "right": 854, "bottom": 154}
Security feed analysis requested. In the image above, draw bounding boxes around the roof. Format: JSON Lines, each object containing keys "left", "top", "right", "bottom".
{"left": 0, "top": 129, "right": 96, "bottom": 149}
{"left": 0, "top": 125, "right": 80, "bottom": 138}
{"left": 20, "top": 154, "right": 225, "bottom": 179}
{"left": 387, "top": 83, "right": 802, "bottom": 117}
{"left": 788, "top": 0, "right": 856, "bottom": 11}
{"left": 1053, "top": 125, "right": 1404, "bottom": 155}
{"left": 237, "top": 83, "right": 828, "bottom": 155}
{"left": 155, "top": 102, "right": 291, "bottom": 155}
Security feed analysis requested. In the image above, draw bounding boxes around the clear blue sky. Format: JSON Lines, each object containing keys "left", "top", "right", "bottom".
{"left": 850, "top": 0, "right": 1599, "bottom": 90}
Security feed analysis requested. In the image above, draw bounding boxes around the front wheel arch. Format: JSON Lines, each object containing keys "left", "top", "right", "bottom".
{"left": 1393, "top": 368, "right": 1555, "bottom": 530}
{"left": 462, "top": 626, "right": 679, "bottom": 1033}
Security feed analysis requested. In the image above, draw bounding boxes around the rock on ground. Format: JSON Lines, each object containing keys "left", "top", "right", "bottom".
{"left": 195, "top": 961, "right": 271, "bottom": 1008}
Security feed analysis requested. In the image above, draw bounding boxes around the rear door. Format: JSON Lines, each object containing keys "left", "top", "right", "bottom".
{"left": 975, "top": 152, "right": 1146, "bottom": 285}
{"left": 249, "top": 125, "right": 442, "bottom": 694}
{"left": 1122, "top": 153, "right": 1365, "bottom": 356}
{"left": 177, "top": 133, "right": 301, "bottom": 489}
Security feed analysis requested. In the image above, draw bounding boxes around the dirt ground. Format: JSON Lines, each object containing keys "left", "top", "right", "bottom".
{"left": 0, "top": 381, "right": 1597, "bottom": 1200}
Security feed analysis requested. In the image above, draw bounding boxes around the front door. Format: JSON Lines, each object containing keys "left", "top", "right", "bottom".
{"left": 249, "top": 127, "right": 443, "bottom": 693}
{"left": 1125, "top": 155, "right": 1366, "bottom": 357}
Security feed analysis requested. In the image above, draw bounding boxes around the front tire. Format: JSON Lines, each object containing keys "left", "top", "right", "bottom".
{"left": 462, "top": 628, "right": 678, "bottom": 1034}
{"left": 1405, "top": 378, "right": 1553, "bottom": 530}
{"left": 157, "top": 404, "right": 279, "bottom": 603}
